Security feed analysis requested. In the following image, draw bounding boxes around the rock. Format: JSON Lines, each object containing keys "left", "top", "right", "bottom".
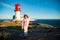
{"left": 0, "top": 25, "right": 7, "bottom": 27}
{"left": 29, "top": 22, "right": 54, "bottom": 28}
{"left": 0, "top": 21, "right": 54, "bottom": 28}
{"left": 39, "top": 23, "right": 54, "bottom": 28}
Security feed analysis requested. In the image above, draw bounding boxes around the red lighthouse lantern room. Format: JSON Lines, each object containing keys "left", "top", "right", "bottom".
{"left": 15, "top": 3, "right": 21, "bottom": 12}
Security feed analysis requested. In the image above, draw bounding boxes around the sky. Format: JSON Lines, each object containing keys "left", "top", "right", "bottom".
{"left": 0, "top": 0, "right": 60, "bottom": 19}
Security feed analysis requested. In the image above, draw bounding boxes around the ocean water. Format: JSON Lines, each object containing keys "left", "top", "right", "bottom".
{"left": 32, "top": 19, "right": 60, "bottom": 27}
{"left": 0, "top": 19, "right": 60, "bottom": 27}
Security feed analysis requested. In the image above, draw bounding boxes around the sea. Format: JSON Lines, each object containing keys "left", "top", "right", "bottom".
{"left": 0, "top": 19, "right": 60, "bottom": 28}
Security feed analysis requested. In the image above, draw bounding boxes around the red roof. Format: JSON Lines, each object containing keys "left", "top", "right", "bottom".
{"left": 15, "top": 3, "right": 21, "bottom": 12}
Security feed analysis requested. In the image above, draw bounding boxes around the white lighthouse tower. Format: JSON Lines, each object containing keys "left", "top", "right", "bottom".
{"left": 14, "top": 3, "right": 21, "bottom": 21}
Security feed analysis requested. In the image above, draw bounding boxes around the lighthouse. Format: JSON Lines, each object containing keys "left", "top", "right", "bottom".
{"left": 14, "top": 3, "right": 21, "bottom": 21}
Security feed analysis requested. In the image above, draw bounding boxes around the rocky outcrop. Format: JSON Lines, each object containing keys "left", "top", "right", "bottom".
{"left": 0, "top": 21, "right": 55, "bottom": 28}
{"left": 29, "top": 22, "right": 54, "bottom": 28}
{"left": 0, "top": 20, "right": 21, "bottom": 27}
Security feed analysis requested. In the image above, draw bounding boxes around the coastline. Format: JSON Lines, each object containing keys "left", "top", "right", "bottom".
{"left": 0, "top": 20, "right": 60, "bottom": 40}
{"left": 0, "top": 25, "right": 60, "bottom": 40}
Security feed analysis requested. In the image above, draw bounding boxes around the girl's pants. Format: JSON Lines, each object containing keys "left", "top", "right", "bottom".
{"left": 23, "top": 26, "right": 28, "bottom": 36}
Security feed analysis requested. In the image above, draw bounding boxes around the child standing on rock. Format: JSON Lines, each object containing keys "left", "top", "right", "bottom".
{"left": 22, "top": 14, "right": 29, "bottom": 36}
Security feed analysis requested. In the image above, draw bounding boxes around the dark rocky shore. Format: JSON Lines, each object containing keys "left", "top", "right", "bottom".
{"left": 0, "top": 27, "right": 60, "bottom": 40}
{"left": 0, "top": 21, "right": 60, "bottom": 40}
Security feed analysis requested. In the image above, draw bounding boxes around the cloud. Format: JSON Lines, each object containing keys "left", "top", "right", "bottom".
{"left": 0, "top": 3, "right": 14, "bottom": 9}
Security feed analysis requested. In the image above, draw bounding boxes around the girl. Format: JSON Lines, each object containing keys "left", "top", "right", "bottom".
{"left": 22, "top": 14, "right": 29, "bottom": 36}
